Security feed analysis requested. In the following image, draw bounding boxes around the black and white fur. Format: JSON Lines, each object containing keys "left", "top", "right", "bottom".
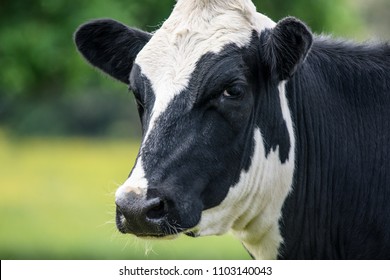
{"left": 75, "top": 0, "right": 390, "bottom": 259}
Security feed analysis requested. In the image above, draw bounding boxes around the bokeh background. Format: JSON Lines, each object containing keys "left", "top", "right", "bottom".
{"left": 0, "top": 0, "right": 389, "bottom": 260}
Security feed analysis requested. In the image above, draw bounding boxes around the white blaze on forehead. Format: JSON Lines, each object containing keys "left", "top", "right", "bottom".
{"left": 135, "top": 0, "right": 275, "bottom": 141}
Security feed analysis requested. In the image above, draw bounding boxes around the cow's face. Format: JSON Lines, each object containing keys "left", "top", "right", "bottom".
{"left": 75, "top": 0, "right": 312, "bottom": 258}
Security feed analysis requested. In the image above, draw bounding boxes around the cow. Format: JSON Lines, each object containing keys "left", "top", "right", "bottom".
{"left": 74, "top": 0, "right": 390, "bottom": 259}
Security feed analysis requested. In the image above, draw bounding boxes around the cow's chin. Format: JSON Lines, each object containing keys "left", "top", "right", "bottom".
{"left": 134, "top": 234, "right": 179, "bottom": 240}
{"left": 119, "top": 228, "right": 183, "bottom": 240}
{"left": 133, "top": 228, "right": 201, "bottom": 240}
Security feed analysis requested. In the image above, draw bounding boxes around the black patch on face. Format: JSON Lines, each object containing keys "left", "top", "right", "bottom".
{"left": 129, "top": 64, "right": 155, "bottom": 132}
{"left": 132, "top": 32, "right": 292, "bottom": 231}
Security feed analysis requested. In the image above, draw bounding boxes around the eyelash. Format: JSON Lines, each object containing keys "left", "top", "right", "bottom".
{"left": 135, "top": 96, "right": 143, "bottom": 108}
{"left": 222, "top": 86, "right": 245, "bottom": 99}
{"left": 130, "top": 87, "right": 145, "bottom": 116}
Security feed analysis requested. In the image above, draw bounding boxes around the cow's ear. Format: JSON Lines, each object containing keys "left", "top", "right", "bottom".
{"left": 264, "top": 17, "right": 313, "bottom": 81}
{"left": 74, "top": 19, "right": 151, "bottom": 84}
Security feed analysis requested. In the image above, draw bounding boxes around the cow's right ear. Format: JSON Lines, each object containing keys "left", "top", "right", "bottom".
{"left": 264, "top": 17, "right": 313, "bottom": 81}
{"left": 74, "top": 19, "right": 151, "bottom": 84}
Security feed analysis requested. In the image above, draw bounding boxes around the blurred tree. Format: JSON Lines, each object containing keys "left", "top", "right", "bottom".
{"left": 356, "top": 0, "right": 390, "bottom": 40}
{"left": 129, "top": 0, "right": 176, "bottom": 31}
{"left": 0, "top": 0, "right": 365, "bottom": 99}
{"left": 0, "top": 0, "right": 371, "bottom": 137}
{"left": 257, "top": 0, "right": 366, "bottom": 38}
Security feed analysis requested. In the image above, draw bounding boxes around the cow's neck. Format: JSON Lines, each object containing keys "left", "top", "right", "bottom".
{"left": 277, "top": 39, "right": 390, "bottom": 258}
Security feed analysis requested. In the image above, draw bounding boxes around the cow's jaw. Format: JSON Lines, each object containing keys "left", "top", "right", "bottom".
{"left": 194, "top": 82, "right": 296, "bottom": 259}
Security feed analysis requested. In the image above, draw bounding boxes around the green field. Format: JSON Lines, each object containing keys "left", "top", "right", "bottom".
{"left": 0, "top": 129, "right": 250, "bottom": 259}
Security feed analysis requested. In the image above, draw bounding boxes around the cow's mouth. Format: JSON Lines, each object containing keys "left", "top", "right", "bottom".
{"left": 184, "top": 231, "right": 199, "bottom": 238}
{"left": 116, "top": 208, "right": 197, "bottom": 238}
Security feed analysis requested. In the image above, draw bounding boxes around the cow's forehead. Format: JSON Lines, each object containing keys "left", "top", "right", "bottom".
{"left": 133, "top": 2, "right": 275, "bottom": 139}
{"left": 135, "top": 3, "right": 275, "bottom": 86}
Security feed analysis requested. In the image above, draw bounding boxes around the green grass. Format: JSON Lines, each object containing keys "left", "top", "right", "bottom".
{"left": 0, "top": 129, "right": 250, "bottom": 259}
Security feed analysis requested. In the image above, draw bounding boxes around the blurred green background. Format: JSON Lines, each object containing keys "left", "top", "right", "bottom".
{"left": 0, "top": 0, "right": 389, "bottom": 260}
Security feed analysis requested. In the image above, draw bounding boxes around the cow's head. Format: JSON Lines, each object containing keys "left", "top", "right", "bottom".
{"left": 75, "top": 0, "right": 312, "bottom": 259}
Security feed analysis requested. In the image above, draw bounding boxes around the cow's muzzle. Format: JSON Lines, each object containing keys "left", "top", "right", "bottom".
{"left": 115, "top": 191, "right": 177, "bottom": 237}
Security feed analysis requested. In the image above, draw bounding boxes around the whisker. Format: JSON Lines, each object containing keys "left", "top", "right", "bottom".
{"left": 144, "top": 241, "right": 157, "bottom": 257}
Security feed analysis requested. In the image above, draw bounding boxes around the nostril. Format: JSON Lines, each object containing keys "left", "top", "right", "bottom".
{"left": 146, "top": 199, "right": 168, "bottom": 220}
{"left": 115, "top": 203, "right": 125, "bottom": 217}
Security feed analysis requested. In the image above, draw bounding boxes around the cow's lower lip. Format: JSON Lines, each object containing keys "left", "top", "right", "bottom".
{"left": 184, "top": 231, "right": 198, "bottom": 237}
{"left": 130, "top": 229, "right": 198, "bottom": 239}
{"left": 136, "top": 233, "right": 166, "bottom": 238}
{"left": 116, "top": 216, "right": 190, "bottom": 238}
{"left": 135, "top": 229, "right": 198, "bottom": 239}
{"left": 118, "top": 226, "right": 174, "bottom": 238}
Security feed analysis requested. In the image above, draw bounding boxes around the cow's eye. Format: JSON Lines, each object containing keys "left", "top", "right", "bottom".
{"left": 222, "top": 86, "right": 244, "bottom": 99}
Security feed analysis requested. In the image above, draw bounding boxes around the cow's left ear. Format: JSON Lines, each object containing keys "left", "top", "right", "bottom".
{"left": 264, "top": 17, "right": 313, "bottom": 81}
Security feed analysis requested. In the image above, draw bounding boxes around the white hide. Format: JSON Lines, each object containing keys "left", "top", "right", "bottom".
{"left": 115, "top": 157, "right": 148, "bottom": 199}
